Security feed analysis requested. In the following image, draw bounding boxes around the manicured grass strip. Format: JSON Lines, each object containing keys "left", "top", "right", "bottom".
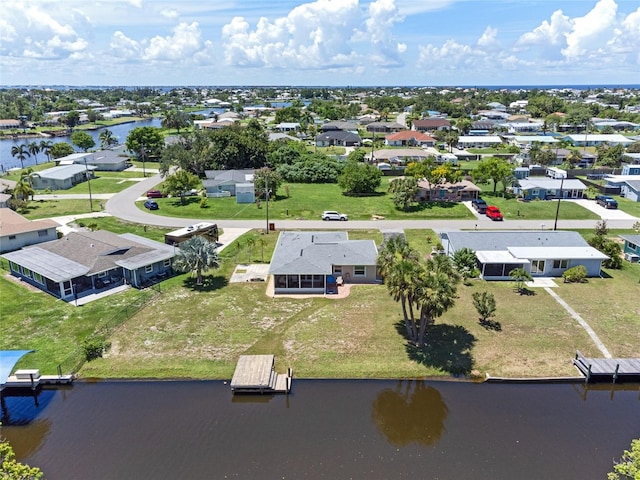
{"left": 21, "top": 199, "right": 101, "bottom": 219}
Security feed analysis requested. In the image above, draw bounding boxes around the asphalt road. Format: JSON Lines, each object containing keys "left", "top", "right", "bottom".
{"left": 105, "top": 172, "right": 640, "bottom": 231}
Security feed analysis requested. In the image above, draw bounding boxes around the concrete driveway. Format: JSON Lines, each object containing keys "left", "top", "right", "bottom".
{"left": 569, "top": 199, "right": 638, "bottom": 221}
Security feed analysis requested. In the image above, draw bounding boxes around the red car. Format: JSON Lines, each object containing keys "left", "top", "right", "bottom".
{"left": 485, "top": 206, "right": 503, "bottom": 221}
{"left": 146, "top": 190, "right": 163, "bottom": 198}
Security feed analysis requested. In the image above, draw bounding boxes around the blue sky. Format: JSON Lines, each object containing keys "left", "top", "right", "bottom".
{"left": 1, "top": 0, "right": 639, "bottom": 86}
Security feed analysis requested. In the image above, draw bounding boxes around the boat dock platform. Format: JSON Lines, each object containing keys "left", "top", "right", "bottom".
{"left": 230, "top": 355, "right": 292, "bottom": 394}
{"left": 1, "top": 369, "right": 74, "bottom": 391}
{"left": 573, "top": 350, "right": 640, "bottom": 383}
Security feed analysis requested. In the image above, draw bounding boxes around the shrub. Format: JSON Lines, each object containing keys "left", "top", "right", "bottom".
{"left": 82, "top": 338, "right": 111, "bottom": 361}
{"left": 199, "top": 196, "right": 208, "bottom": 208}
{"left": 562, "top": 265, "right": 587, "bottom": 283}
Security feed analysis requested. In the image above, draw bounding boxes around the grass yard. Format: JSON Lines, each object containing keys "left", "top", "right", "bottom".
{"left": 138, "top": 180, "right": 475, "bottom": 221}
{"left": 617, "top": 197, "right": 640, "bottom": 218}
{"left": 45, "top": 173, "right": 145, "bottom": 195}
{"left": 20, "top": 199, "right": 102, "bottom": 219}
{"left": 74, "top": 217, "right": 175, "bottom": 244}
{"left": 476, "top": 188, "right": 599, "bottom": 220}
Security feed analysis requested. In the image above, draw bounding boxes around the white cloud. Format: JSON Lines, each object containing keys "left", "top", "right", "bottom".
{"left": 110, "top": 31, "right": 142, "bottom": 59}
{"left": 517, "top": 9, "right": 572, "bottom": 48}
{"left": 160, "top": 9, "right": 179, "bottom": 20}
{"left": 221, "top": 0, "right": 407, "bottom": 70}
{"left": 562, "top": 0, "right": 618, "bottom": 60}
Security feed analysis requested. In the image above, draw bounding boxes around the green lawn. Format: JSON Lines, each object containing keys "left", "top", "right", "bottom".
{"left": 44, "top": 174, "right": 145, "bottom": 195}
{"left": 74, "top": 217, "right": 175, "bottom": 244}
{"left": 138, "top": 180, "right": 476, "bottom": 221}
{"left": 20, "top": 199, "right": 102, "bottom": 219}
{"left": 617, "top": 197, "right": 640, "bottom": 218}
{"left": 476, "top": 187, "right": 600, "bottom": 220}
{"left": 2, "top": 227, "right": 638, "bottom": 379}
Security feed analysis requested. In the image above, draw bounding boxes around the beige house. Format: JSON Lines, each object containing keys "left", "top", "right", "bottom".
{"left": 0, "top": 208, "right": 58, "bottom": 253}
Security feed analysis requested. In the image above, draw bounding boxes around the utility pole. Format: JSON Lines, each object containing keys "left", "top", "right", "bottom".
{"left": 265, "top": 169, "right": 269, "bottom": 234}
{"left": 553, "top": 176, "right": 564, "bottom": 231}
{"left": 85, "top": 158, "right": 93, "bottom": 213}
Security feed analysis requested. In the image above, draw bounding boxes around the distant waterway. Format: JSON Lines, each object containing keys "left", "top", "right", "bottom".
{"left": 1, "top": 379, "right": 638, "bottom": 479}
{"left": 0, "top": 118, "right": 162, "bottom": 171}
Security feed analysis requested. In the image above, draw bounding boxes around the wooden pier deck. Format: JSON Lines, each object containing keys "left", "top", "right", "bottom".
{"left": 230, "top": 355, "right": 291, "bottom": 394}
{"left": 573, "top": 350, "right": 640, "bottom": 383}
{"left": 1, "top": 369, "right": 74, "bottom": 391}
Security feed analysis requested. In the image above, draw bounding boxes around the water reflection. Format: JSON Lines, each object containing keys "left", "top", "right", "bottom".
{"left": 371, "top": 380, "right": 448, "bottom": 446}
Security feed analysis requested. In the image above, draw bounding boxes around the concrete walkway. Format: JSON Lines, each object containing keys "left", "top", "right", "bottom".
{"left": 568, "top": 199, "right": 638, "bottom": 221}
{"left": 544, "top": 286, "right": 612, "bottom": 358}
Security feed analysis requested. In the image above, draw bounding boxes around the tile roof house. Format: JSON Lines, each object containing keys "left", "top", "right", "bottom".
{"left": 2, "top": 230, "right": 175, "bottom": 301}
{"left": 412, "top": 118, "right": 451, "bottom": 132}
{"left": 0, "top": 208, "right": 59, "bottom": 253}
{"left": 384, "top": 131, "right": 436, "bottom": 147}
{"left": 268, "top": 231, "right": 379, "bottom": 295}
{"left": 440, "top": 230, "right": 608, "bottom": 280}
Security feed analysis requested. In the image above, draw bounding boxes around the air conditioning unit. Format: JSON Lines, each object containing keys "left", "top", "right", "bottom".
{"left": 624, "top": 252, "right": 640, "bottom": 263}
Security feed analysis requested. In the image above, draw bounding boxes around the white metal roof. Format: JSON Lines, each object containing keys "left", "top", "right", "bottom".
{"left": 476, "top": 250, "right": 530, "bottom": 264}
{"left": 508, "top": 246, "right": 608, "bottom": 260}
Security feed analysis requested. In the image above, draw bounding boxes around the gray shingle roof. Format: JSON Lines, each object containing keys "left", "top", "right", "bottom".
{"left": 203, "top": 169, "right": 255, "bottom": 187}
{"left": 35, "top": 164, "right": 97, "bottom": 180}
{"left": 443, "top": 230, "right": 589, "bottom": 252}
{"left": 268, "top": 231, "right": 378, "bottom": 275}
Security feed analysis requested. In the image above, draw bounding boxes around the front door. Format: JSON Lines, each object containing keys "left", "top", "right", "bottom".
{"left": 531, "top": 260, "right": 545, "bottom": 274}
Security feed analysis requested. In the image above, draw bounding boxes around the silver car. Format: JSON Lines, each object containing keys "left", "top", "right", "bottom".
{"left": 321, "top": 210, "right": 348, "bottom": 221}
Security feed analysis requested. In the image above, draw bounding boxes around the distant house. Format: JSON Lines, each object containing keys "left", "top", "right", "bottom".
{"left": 621, "top": 180, "right": 640, "bottom": 202}
{"left": 370, "top": 148, "right": 433, "bottom": 165}
{"left": 366, "top": 122, "right": 406, "bottom": 133}
{"left": 30, "top": 164, "right": 97, "bottom": 190}
{"left": 57, "top": 150, "right": 129, "bottom": 171}
{"left": 0, "top": 208, "right": 58, "bottom": 253}
{"left": 203, "top": 169, "right": 255, "bottom": 203}
{"left": 456, "top": 135, "right": 503, "bottom": 149}
{"left": 621, "top": 164, "right": 640, "bottom": 176}
{"left": 320, "top": 121, "right": 359, "bottom": 132}
{"left": 619, "top": 235, "right": 640, "bottom": 262}
{"left": 416, "top": 179, "right": 481, "bottom": 202}
{"left": 412, "top": 118, "right": 451, "bottom": 133}
{"left": 512, "top": 177, "right": 587, "bottom": 200}
{"left": 268, "top": 231, "right": 379, "bottom": 295}
{"left": 274, "top": 122, "right": 300, "bottom": 132}
{"left": 0, "top": 119, "right": 21, "bottom": 130}
{"left": 384, "top": 131, "right": 435, "bottom": 147}
{"left": 440, "top": 230, "right": 608, "bottom": 280}
{"left": 2, "top": 230, "right": 175, "bottom": 301}
{"left": 268, "top": 133, "right": 300, "bottom": 142}
{"left": 564, "top": 134, "right": 634, "bottom": 147}
{"left": 315, "top": 131, "right": 361, "bottom": 147}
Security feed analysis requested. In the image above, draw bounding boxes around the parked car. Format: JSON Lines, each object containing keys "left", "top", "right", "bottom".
{"left": 486, "top": 206, "right": 503, "bottom": 221}
{"left": 322, "top": 210, "right": 348, "bottom": 221}
{"left": 471, "top": 198, "right": 487, "bottom": 213}
{"left": 595, "top": 195, "right": 618, "bottom": 209}
{"left": 144, "top": 200, "right": 159, "bottom": 210}
{"left": 146, "top": 190, "right": 163, "bottom": 198}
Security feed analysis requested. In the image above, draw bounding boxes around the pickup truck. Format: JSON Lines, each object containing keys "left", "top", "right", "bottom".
{"left": 595, "top": 195, "right": 618, "bottom": 209}
{"left": 486, "top": 206, "right": 504, "bottom": 221}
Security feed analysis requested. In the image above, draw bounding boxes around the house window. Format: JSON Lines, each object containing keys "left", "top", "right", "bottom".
{"left": 531, "top": 189, "right": 539, "bottom": 196}
{"left": 21, "top": 267, "right": 32, "bottom": 278}
{"left": 628, "top": 242, "right": 637, "bottom": 252}
{"left": 9, "top": 261, "right": 19, "bottom": 272}
{"left": 553, "top": 259, "right": 568, "bottom": 269}
{"left": 287, "top": 275, "right": 299, "bottom": 289}
{"left": 333, "top": 266, "right": 342, "bottom": 275}
{"left": 9, "top": 235, "right": 16, "bottom": 240}
{"left": 145, "top": 265, "right": 153, "bottom": 274}
{"left": 354, "top": 266, "right": 366, "bottom": 276}
{"left": 163, "top": 259, "right": 171, "bottom": 267}
{"left": 33, "top": 272, "right": 44, "bottom": 285}
{"left": 38, "top": 230, "right": 49, "bottom": 237}
{"left": 313, "top": 275, "right": 324, "bottom": 288}
{"left": 98, "top": 271, "right": 108, "bottom": 278}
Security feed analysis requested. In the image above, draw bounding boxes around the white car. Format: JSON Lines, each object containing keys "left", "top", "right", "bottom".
{"left": 322, "top": 210, "right": 348, "bottom": 221}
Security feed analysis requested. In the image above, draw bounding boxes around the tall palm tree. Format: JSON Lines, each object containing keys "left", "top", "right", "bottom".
{"left": 13, "top": 179, "right": 34, "bottom": 202}
{"left": 39, "top": 140, "right": 53, "bottom": 163}
{"left": 27, "top": 142, "right": 40, "bottom": 165}
{"left": 11, "top": 144, "right": 30, "bottom": 169}
{"left": 99, "top": 129, "right": 117, "bottom": 149}
{"left": 172, "top": 236, "right": 221, "bottom": 286}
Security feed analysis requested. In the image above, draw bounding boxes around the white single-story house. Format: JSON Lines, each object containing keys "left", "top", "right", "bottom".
{"left": 31, "top": 164, "right": 97, "bottom": 190}
{"left": 384, "top": 131, "right": 435, "bottom": 147}
{"left": 268, "top": 231, "right": 379, "bottom": 295}
{"left": 564, "top": 134, "right": 634, "bottom": 147}
{"left": 440, "top": 230, "right": 608, "bottom": 280}
{"left": 0, "top": 208, "right": 59, "bottom": 253}
{"left": 2, "top": 230, "right": 175, "bottom": 301}
{"left": 508, "top": 136, "right": 559, "bottom": 147}
{"left": 203, "top": 169, "right": 255, "bottom": 203}
{"left": 57, "top": 150, "right": 129, "bottom": 171}
{"left": 457, "top": 135, "right": 503, "bottom": 148}
{"left": 369, "top": 148, "right": 433, "bottom": 165}
{"left": 512, "top": 177, "right": 587, "bottom": 200}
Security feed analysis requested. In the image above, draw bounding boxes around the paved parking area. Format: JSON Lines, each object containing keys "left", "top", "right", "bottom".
{"left": 229, "top": 263, "right": 270, "bottom": 283}
{"left": 570, "top": 199, "right": 637, "bottom": 220}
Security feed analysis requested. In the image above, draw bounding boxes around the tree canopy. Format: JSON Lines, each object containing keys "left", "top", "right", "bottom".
{"left": 337, "top": 160, "right": 382, "bottom": 195}
{"left": 172, "top": 236, "right": 221, "bottom": 286}
{"left": 71, "top": 131, "right": 95, "bottom": 152}
{"left": 473, "top": 157, "right": 514, "bottom": 193}
{"left": 163, "top": 170, "right": 201, "bottom": 205}
{"left": 50, "top": 142, "right": 75, "bottom": 159}
{"left": 125, "top": 126, "right": 164, "bottom": 159}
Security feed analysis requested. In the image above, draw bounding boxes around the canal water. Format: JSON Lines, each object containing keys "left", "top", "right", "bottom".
{"left": 0, "top": 118, "right": 162, "bottom": 171}
{"left": 1, "top": 379, "right": 638, "bottom": 479}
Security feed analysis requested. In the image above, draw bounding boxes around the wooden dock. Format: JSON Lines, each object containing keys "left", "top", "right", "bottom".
{"left": 230, "top": 355, "right": 292, "bottom": 394}
{"left": 573, "top": 350, "right": 640, "bottom": 383}
{"left": 1, "top": 369, "right": 74, "bottom": 391}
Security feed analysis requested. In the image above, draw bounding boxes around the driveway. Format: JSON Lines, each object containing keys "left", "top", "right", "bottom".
{"left": 569, "top": 199, "right": 638, "bottom": 221}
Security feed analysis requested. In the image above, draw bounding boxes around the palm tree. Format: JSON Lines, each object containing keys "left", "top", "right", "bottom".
{"left": 39, "top": 140, "right": 53, "bottom": 163}
{"left": 246, "top": 237, "right": 255, "bottom": 263}
{"left": 11, "top": 144, "right": 30, "bottom": 169}
{"left": 13, "top": 179, "right": 34, "bottom": 202}
{"left": 172, "top": 236, "right": 221, "bottom": 286}
{"left": 99, "top": 129, "right": 117, "bottom": 149}
{"left": 377, "top": 235, "right": 419, "bottom": 281}
{"left": 20, "top": 168, "right": 39, "bottom": 200}
{"left": 28, "top": 142, "right": 40, "bottom": 165}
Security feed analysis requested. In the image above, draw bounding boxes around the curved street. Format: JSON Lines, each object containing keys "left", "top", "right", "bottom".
{"left": 104, "top": 173, "right": 640, "bottom": 231}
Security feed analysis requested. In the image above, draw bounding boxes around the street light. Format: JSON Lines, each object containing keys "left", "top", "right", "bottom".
{"left": 265, "top": 169, "right": 271, "bottom": 234}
